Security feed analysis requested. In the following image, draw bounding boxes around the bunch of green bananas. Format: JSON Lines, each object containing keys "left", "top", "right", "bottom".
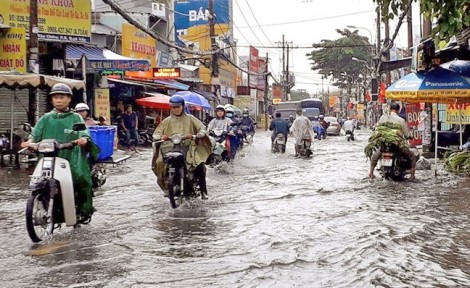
{"left": 444, "top": 151, "right": 470, "bottom": 173}
{"left": 364, "top": 122, "right": 407, "bottom": 159}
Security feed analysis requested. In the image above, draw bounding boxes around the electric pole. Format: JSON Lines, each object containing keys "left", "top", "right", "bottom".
{"left": 29, "top": 0, "right": 39, "bottom": 124}
{"left": 286, "top": 43, "right": 291, "bottom": 100}
{"left": 264, "top": 52, "right": 269, "bottom": 131}
{"left": 209, "top": 0, "right": 219, "bottom": 102}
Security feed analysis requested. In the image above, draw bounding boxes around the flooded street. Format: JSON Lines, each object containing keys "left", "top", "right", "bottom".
{"left": 1, "top": 128, "right": 469, "bottom": 287}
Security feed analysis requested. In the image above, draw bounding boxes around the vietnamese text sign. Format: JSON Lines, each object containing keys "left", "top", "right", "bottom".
{"left": 153, "top": 67, "right": 181, "bottom": 79}
{"left": 0, "top": 27, "right": 26, "bottom": 73}
{"left": 445, "top": 103, "right": 470, "bottom": 124}
{"left": 94, "top": 89, "right": 110, "bottom": 121}
{"left": 122, "top": 23, "right": 156, "bottom": 68}
{"left": 405, "top": 103, "right": 422, "bottom": 146}
{"left": 0, "top": 0, "right": 91, "bottom": 42}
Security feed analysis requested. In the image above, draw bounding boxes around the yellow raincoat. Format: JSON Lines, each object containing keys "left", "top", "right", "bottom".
{"left": 152, "top": 113, "right": 211, "bottom": 191}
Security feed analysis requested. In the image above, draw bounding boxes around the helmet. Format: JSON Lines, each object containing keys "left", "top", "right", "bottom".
{"left": 319, "top": 114, "right": 324, "bottom": 119}
{"left": 215, "top": 105, "right": 225, "bottom": 112}
{"left": 169, "top": 95, "right": 185, "bottom": 107}
{"left": 50, "top": 83, "right": 73, "bottom": 96}
{"left": 225, "top": 106, "right": 234, "bottom": 118}
{"left": 390, "top": 102, "right": 400, "bottom": 111}
{"left": 289, "top": 115, "right": 294, "bottom": 119}
{"left": 75, "top": 103, "right": 89, "bottom": 112}
{"left": 242, "top": 108, "right": 249, "bottom": 116}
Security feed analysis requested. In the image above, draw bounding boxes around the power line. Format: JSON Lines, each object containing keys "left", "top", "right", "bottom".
{"left": 242, "top": 0, "right": 278, "bottom": 50}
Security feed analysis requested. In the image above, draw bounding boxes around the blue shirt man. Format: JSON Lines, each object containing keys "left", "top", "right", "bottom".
{"left": 269, "top": 112, "right": 290, "bottom": 142}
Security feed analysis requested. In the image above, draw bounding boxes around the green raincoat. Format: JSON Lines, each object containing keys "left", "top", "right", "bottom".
{"left": 152, "top": 113, "right": 211, "bottom": 191}
{"left": 30, "top": 109, "right": 97, "bottom": 216}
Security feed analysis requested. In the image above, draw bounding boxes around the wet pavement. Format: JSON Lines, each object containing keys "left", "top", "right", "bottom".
{"left": 0, "top": 128, "right": 469, "bottom": 287}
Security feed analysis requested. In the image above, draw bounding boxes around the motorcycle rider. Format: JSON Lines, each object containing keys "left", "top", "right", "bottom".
{"left": 290, "top": 108, "right": 315, "bottom": 157}
{"left": 343, "top": 117, "right": 356, "bottom": 139}
{"left": 75, "top": 103, "right": 97, "bottom": 126}
{"left": 21, "top": 83, "right": 96, "bottom": 222}
{"left": 152, "top": 95, "right": 211, "bottom": 199}
{"left": 369, "top": 102, "right": 417, "bottom": 179}
{"left": 269, "top": 111, "right": 290, "bottom": 151}
{"left": 288, "top": 115, "right": 295, "bottom": 128}
{"left": 208, "top": 105, "right": 239, "bottom": 159}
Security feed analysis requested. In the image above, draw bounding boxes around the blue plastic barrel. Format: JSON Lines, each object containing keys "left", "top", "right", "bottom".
{"left": 89, "top": 126, "right": 116, "bottom": 160}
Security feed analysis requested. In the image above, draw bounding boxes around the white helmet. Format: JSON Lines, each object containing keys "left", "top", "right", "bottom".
{"left": 75, "top": 103, "right": 90, "bottom": 112}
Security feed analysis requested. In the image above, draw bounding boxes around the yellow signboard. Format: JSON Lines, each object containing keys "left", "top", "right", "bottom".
{"left": 94, "top": 89, "right": 110, "bottom": 122}
{"left": 329, "top": 96, "right": 338, "bottom": 107}
{"left": 0, "top": 27, "right": 27, "bottom": 73}
{"left": 0, "top": 0, "right": 91, "bottom": 42}
{"left": 122, "top": 24, "right": 156, "bottom": 68}
{"left": 445, "top": 103, "right": 470, "bottom": 124}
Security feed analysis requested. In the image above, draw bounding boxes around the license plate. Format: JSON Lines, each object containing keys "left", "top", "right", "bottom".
{"left": 276, "top": 139, "right": 285, "bottom": 144}
{"left": 381, "top": 158, "right": 393, "bottom": 167}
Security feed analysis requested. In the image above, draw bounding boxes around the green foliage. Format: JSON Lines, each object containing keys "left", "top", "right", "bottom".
{"left": 364, "top": 122, "right": 408, "bottom": 159}
{"left": 444, "top": 151, "right": 470, "bottom": 174}
{"left": 290, "top": 89, "right": 311, "bottom": 101}
{"left": 305, "top": 29, "right": 373, "bottom": 88}
{"left": 373, "top": 0, "right": 470, "bottom": 41}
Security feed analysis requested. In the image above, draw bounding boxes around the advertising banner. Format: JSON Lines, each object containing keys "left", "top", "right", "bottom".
{"left": 257, "top": 58, "right": 266, "bottom": 91}
{"left": 174, "top": 0, "right": 229, "bottom": 34}
{"left": 94, "top": 89, "right": 110, "bottom": 121}
{"left": 249, "top": 46, "right": 259, "bottom": 89}
{"left": 0, "top": 0, "right": 91, "bottom": 42}
{"left": 356, "top": 103, "right": 364, "bottom": 119}
{"left": 405, "top": 103, "right": 422, "bottom": 146}
{"left": 445, "top": 103, "right": 470, "bottom": 124}
{"left": 122, "top": 24, "right": 156, "bottom": 68}
{"left": 0, "top": 27, "right": 26, "bottom": 73}
{"left": 272, "top": 84, "right": 282, "bottom": 104}
{"left": 329, "top": 96, "right": 338, "bottom": 108}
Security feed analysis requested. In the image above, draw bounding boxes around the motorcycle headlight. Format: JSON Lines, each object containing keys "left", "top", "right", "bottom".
{"left": 214, "top": 129, "right": 223, "bottom": 137}
{"left": 171, "top": 134, "right": 183, "bottom": 145}
{"left": 37, "top": 142, "right": 55, "bottom": 153}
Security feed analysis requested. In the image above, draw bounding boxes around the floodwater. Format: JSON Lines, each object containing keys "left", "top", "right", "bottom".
{"left": 0, "top": 129, "right": 469, "bottom": 287}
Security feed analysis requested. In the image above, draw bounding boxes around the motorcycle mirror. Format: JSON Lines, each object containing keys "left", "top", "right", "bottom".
{"left": 230, "top": 122, "right": 238, "bottom": 126}
{"left": 73, "top": 123, "right": 87, "bottom": 131}
{"left": 22, "top": 122, "right": 33, "bottom": 133}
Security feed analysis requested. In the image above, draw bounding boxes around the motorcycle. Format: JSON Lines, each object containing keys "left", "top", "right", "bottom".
{"left": 379, "top": 143, "right": 413, "bottom": 181}
{"left": 138, "top": 126, "right": 154, "bottom": 147}
{"left": 158, "top": 134, "right": 205, "bottom": 208}
{"left": 238, "top": 123, "right": 256, "bottom": 146}
{"left": 272, "top": 133, "right": 286, "bottom": 153}
{"left": 345, "top": 130, "right": 355, "bottom": 141}
{"left": 206, "top": 128, "right": 231, "bottom": 166}
{"left": 298, "top": 136, "right": 313, "bottom": 158}
{"left": 90, "top": 162, "right": 107, "bottom": 189}
{"left": 23, "top": 123, "right": 91, "bottom": 243}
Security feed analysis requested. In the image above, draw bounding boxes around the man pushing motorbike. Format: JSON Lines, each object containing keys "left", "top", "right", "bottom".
{"left": 21, "top": 83, "right": 97, "bottom": 222}
{"left": 368, "top": 102, "right": 417, "bottom": 179}
{"left": 152, "top": 95, "right": 211, "bottom": 199}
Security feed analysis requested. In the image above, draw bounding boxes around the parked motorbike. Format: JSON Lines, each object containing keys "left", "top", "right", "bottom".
{"left": 158, "top": 134, "right": 205, "bottom": 208}
{"left": 345, "top": 130, "right": 355, "bottom": 141}
{"left": 23, "top": 123, "right": 91, "bottom": 243}
{"left": 206, "top": 128, "right": 230, "bottom": 166}
{"left": 138, "top": 127, "right": 154, "bottom": 147}
{"left": 272, "top": 133, "right": 286, "bottom": 153}
{"left": 298, "top": 136, "right": 313, "bottom": 157}
{"left": 379, "top": 143, "right": 413, "bottom": 181}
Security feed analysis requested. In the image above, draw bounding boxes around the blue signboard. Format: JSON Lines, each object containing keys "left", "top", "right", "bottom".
{"left": 175, "top": 0, "right": 230, "bottom": 36}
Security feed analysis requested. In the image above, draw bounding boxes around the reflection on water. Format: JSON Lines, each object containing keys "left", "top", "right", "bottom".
{"left": 0, "top": 130, "right": 469, "bottom": 287}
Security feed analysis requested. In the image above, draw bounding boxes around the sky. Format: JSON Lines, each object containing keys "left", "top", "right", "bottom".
{"left": 232, "top": 0, "right": 421, "bottom": 95}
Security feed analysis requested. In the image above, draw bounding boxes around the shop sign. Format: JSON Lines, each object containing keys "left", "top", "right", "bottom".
{"left": 0, "top": 27, "right": 26, "bottom": 73}
{"left": 94, "top": 89, "right": 110, "bottom": 121}
{"left": 153, "top": 67, "right": 181, "bottom": 79}
{"left": 122, "top": 24, "right": 156, "bottom": 68}
{"left": 91, "top": 60, "right": 150, "bottom": 72}
{"left": 445, "top": 103, "right": 470, "bottom": 124}
{"left": 329, "top": 96, "right": 338, "bottom": 108}
{"left": 0, "top": 0, "right": 91, "bottom": 42}
{"left": 100, "top": 70, "right": 124, "bottom": 76}
{"left": 405, "top": 103, "right": 422, "bottom": 146}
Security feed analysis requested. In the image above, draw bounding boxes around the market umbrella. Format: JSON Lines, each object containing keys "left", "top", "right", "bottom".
{"left": 441, "top": 59, "right": 470, "bottom": 77}
{"left": 224, "top": 104, "right": 242, "bottom": 115}
{"left": 171, "top": 91, "right": 212, "bottom": 110}
{"left": 136, "top": 94, "right": 170, "bottom": 109}
{"left": 386, "top": 66, "right": 470, "bottom": 104}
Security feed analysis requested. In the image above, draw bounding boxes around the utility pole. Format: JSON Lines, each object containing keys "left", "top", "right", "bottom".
{"left": 209, "top": 0, "right": 219, "bottom": 102}
{"left": 29, "top": 0, "right": 39, "bottom": 124}
{"left": 286, "top": 42, "right": 291, "bottom": 100}
{"left": 407, "top": 0, "right": 413, "bottom": 55}
{"left": 384, "top": 18, "right": 391, "bottom": 85}
{"left": 264, "top": 52, "right": 269, "bottom": 131}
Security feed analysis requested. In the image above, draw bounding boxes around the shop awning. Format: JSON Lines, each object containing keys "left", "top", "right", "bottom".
{"left": 0, "top": 71, "right": 85, "bottom": 90}
{"left": 66, "top": 45, "right": 150, "bottom": 72}
{"left": 154, "top": 79, "right": 189, "bottom": 90}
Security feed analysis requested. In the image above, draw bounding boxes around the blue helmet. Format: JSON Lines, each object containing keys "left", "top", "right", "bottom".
{"left": 169, "top": 95, "right": 185, "bottom": 107}
{"left": 50, "top": 83, "right": 73, "bottom": 96}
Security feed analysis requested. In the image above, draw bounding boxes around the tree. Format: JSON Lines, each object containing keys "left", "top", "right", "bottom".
{"left": 290, "top": 89, "right": 311, "bottom": 101}
{"left": 306, "top": 29, "right": 373, "bottom": 89}
{"left": 373, "top": 0, "right": 470, "bottom": 40}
